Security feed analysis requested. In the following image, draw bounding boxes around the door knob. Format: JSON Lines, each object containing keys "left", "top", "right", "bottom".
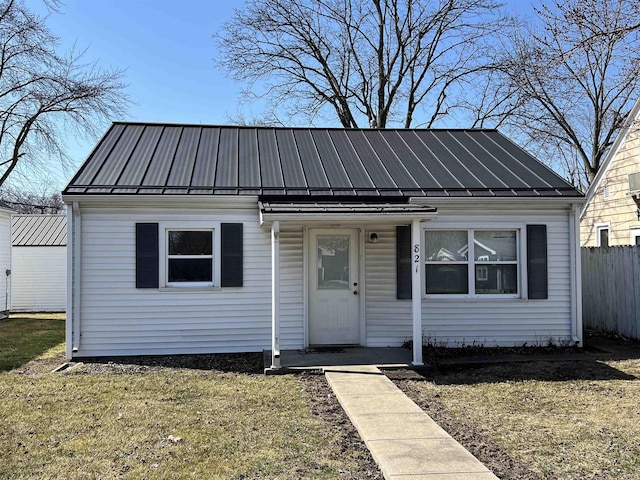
{"left": 353, "top": 290, "right": 358, "bottom": 295}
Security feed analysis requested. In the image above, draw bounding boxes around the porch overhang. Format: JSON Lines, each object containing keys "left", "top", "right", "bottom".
{"left": 259, "top": 201, "right": 438, "bottom": 225}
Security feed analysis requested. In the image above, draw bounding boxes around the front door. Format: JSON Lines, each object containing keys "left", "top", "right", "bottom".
{"left": 308, "top": 229, "right": 360, "bottom": 345}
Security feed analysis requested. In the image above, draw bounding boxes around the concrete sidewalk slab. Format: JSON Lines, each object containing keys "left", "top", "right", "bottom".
{"left": 325, "top": 366, "right": 499, "bottom": 480}
{"left": 349, "top": 412, "right": 450, "bottom": 440}
{"left": 389, "top": 473, "right": 499, "bottom": 480}
{"left": 367, "top": 438, "right": 493, "bottom": 477}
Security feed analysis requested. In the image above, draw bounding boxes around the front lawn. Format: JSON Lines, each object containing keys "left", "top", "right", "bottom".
{"left": 388, "top": 351, "right": 640, "bottom": 480}
{"left": 0, "top": 314, "right": 380, "bottom": 479}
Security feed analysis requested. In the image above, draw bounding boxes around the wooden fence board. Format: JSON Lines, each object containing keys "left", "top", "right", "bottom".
{"left": 582, "top": 246, "right": 640, "bottom": 339}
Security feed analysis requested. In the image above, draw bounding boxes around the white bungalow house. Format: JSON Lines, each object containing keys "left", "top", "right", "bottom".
{"left": 11, "top": 214, "right": 67, "bottom": 312}
{"left": 62, "top": 123, "right": 585, "bottom": 366}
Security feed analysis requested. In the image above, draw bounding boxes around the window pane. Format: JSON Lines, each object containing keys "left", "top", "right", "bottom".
{"left": 317, "top": 235, "right": 349, "bottom": 289}
{"left": 168, "top": 231, "right": 212, "bottom": 255}
{"left": 599, "top": 228, "right": 609, "bottom": 247}
{"left": 425, "top": 231, "right": 468, "bottom": 261}
{"left": 426, "top": 264, "right": 468, "bottom": 294}
{"left": 168, "top": 259, "right": 212, "bottom": 282}
{"left": 474, "top": 231, "right": 517, "bottom": 261}
{"left": 475, "top": 264, "right": 517, "bottom": 294}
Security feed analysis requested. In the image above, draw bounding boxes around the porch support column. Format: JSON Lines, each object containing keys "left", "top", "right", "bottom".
{"left": 271, "top": 221, "right": 281, "bottom": 369}
{"left": 411, "top": 218, "right": 423, "bottom": 366}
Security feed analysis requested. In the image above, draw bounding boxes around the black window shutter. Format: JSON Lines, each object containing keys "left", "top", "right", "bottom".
{"left": 221, "top": 223, "right": 243, "bottom": 287}
{"left": 396, "top": 225, "right": 412, "bottom": 299}
{"left": 527, "top": 224, "right": 548, "bottom": 299}
{"left": 136, "top": 223, "right": 159, "bottom": 288}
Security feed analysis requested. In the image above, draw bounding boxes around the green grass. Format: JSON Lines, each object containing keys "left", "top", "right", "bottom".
{"left": 0, "top": 313, "right": 373, "bottom": 479}
{"left": 0, "top": 371, "right": 355, "bottom": 479}
{"left": 394, "top": 358, "right": 640, "bottom": 479}
{"left": 0, "top": 314, "right": 65, "bottom": 371}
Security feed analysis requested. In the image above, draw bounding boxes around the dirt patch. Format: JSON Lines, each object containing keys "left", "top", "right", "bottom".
{"left": 10, "top": 352, "right": 67, "bottom": 375}
{"left": 386, "top": 369, "right": 551, "bottom": 480}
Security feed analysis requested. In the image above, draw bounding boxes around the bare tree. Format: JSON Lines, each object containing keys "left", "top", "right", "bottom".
{"left": 497, "top": 0, "right": 640, "bottom": 189}
{"left": 0, "top": 0, "right": 128, "bottom": 187}
{"left": 0, "top": 183, "right": 64, "bottom": 213}
{"left": 216, "top": 0, "right": 512, "bottom": 128}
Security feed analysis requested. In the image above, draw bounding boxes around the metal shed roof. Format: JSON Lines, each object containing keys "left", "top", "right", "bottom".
{"left": 64, "top": 123, "right": 582, "bottom": 198}
{"left": 12, "top": 215, "right": 67, "bottom": 246}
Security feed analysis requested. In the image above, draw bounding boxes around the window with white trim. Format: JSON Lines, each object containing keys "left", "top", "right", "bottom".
{"left": 595, "top": 223, "right": 610, "bottom": 247}
{"left": 424, "top": 229, "right": 519, "bottom": 297}
{"left": 166, "top": 229, "right": 214, "bottom": 286}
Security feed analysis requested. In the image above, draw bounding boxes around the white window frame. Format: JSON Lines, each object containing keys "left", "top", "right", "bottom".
{"left": 158, "top": 221, "right": 221, "bottom": 289}
{"left": 630, "top": 227, "right": 640, "bottom": 245}
{"left": 424, "top": 227, "right": 522, "bottom": 299}
{"left": 595, "top": 222, "right": 610, "bottom": 247}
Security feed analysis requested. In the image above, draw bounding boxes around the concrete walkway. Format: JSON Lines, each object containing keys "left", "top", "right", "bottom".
{"left": 324, "top": 365, "right": 498, "bottom": 480}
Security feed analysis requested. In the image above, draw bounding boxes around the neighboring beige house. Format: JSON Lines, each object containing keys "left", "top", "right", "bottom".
{"left": 581, "top": 97, "right": 640, "bottom": 246}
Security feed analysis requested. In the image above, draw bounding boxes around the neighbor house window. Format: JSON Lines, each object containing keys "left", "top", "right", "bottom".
{"left": 166, "top": 229, "right": 214, "bottom": 286}
{"left": 595, "top": 224, "right": 610, "bottom": 247}
{"left": 425, "top": 229, "right": 519, "bottom": 297}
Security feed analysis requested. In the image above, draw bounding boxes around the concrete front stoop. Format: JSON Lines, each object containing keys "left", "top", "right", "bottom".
{"left": 324, "top": 365, "right": 499, "bottom": 480}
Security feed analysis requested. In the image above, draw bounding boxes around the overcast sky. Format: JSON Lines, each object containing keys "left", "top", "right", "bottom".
{"left": 29, "top": 0, "right": 536, "bottom": 192}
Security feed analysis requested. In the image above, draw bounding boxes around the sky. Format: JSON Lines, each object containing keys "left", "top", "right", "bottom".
{"left": 27, "top": 0, "right": 536, "bottom": 192}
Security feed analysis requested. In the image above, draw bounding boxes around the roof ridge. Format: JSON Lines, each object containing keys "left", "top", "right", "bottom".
{"left": 110, "top": 121, "right": 498, "bottom": 132}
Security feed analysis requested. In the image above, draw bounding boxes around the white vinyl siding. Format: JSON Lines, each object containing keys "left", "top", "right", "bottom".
{"left": 279, "top": 226, "right": 305, "bottom": 349}
{"left": 12, "top": 246, "right": 66, "bottom": 311}
{"left": 73, "top": 203, "right": 575, "bottom": 356}
{"left": 364, "top": 209, "right": 573, "bottom": 348}
{"left": 75, "top": 207, "right": 272, "bottom": 357}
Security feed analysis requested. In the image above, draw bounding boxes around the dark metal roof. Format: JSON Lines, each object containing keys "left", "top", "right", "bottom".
{"left": 64, "top": 123, "right": 582, "bottom": 198}
{"left": 12, "top": 215, "right": 67, "bottom": 246}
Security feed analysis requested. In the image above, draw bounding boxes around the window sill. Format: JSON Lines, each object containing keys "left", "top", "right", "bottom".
{"left": 159, "top": 286, "right": 221, "bottom": 293}
{"left": 423, "top": 296, "right": 522, "bottom": 302}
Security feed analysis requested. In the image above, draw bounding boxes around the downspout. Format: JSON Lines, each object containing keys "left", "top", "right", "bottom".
{"left": 569, "top": 204, "right": 583, "bottom": 346}
{"left": 65, "top": 206, "right": 73, "bottom": 359}
{"left": 271, "top": 221, "right": 281, "bottom": 369}
{"left": 72, "top": 202, "right": 81, "bottom": 354}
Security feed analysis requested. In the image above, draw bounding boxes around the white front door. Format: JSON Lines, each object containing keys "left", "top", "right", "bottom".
{"left": 309, "top": 228, "right": 360, "bottom": 345}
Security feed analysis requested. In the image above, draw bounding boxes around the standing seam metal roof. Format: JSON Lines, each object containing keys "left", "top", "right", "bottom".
{"left": 12, "top": 215, "right": 67, "bottom": 246}
{"left": 64, "top": 123, "right": 582, "bottom": 198}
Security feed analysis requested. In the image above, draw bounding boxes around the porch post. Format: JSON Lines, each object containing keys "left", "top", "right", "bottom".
{"left": 271, "top": 221, "right": 281, "bottom": 369}
{"left": 411, "top": 218, "right": 423, "bottom": 365}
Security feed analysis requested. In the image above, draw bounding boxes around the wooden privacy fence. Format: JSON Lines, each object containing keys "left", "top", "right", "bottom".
{"left": 582, "top": 246, "right": 640, "bottom": 339}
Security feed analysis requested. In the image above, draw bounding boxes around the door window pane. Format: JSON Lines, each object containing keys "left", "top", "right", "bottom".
{"left": 317, "top": 236, "right": 350, "bottom": 289}
{"left": 426, "top": 264, "right": 468, "bottom": 294}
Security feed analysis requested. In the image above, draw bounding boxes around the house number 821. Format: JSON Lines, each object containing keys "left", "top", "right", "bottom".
{"left": 414, "top": 244, "right": 420, "bottom": 272}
